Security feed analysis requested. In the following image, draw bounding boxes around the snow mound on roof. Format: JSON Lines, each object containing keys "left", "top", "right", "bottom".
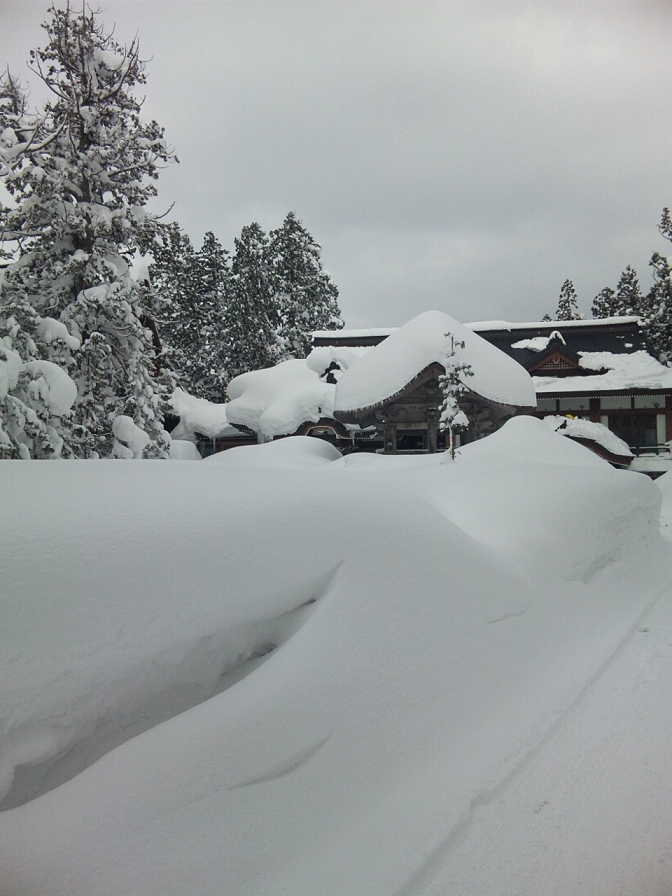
{"left": 305, "top": 345, "right": 369, "bottom": 378}
{"left": 334, "top": 310, "right": 536, "bottom": 413}
{"left": 543, "top": 415, "right": 633, "bottom": 458}
{"left": 169, "top": 439, "right": 202, "bottom": 460}
{"left": 170, "top": 388, "right": 230, "bottom": 440}
{"left": 512, "top": 330, "right": 566, "bottom": 352}
{"left": 535, "top": 350, "right": 672, "bottom": 393}
{"left": 204, "top": 435, "right": 341, "bottom": 469}
{"left": 226, "top": 359, "right": 334, "bottom": 439}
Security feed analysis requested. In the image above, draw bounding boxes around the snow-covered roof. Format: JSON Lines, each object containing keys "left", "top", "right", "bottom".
{"left": 468, "top": 316, "right": 640, "bottom": 332}
{"left": 226, "top": 359, "right": 334, "bottom": 439}
{"left": 535, "top": 350, "right": 672, "bottom": 394}
{"left": 334, "top": 310, "right": 536, "bottom": 413}
{"left": 313, "top": 316, "right": 641, "bottom": 342}
{"left": 542, "top": 415, "right": 633, "bottom": 459}
{"left": 312, "top": 327, "right": 396, "bottom": 339}
{"left": 170, "top": 388, "right": 233, "bottom": 440}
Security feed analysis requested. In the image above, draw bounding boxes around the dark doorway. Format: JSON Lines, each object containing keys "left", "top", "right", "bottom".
{"left": 396, "top": 429, "right": 427, "bottom": 451}
{"left": 608, "top": 413, "right": 657, "bottom": 448}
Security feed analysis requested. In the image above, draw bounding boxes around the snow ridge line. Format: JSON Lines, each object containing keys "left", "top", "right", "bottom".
{"left": 229, "top": 734, "right": 333, "bottom": 790}
{"left": 391, "top": 578, "right": 672, "bottom": 896}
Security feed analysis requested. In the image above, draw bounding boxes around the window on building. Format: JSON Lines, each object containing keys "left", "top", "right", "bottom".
{"left": 633, "top": 395, "right": 665, "bottom": 409}
{"left": 600, "top": 395, "right": 631, "bottom": 410}
{"left": 537, "top": 397, "right": 558, "bottom": 412}
{"left": 558, "top": 397, "right": 590, "bottom": 412}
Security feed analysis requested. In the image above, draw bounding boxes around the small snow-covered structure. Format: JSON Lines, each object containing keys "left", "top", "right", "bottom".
{"left": 542, "top": 415, "right": 633, "bottom": 467}
{"left": 333, "top": 311, "right": 536, "bottom": 452}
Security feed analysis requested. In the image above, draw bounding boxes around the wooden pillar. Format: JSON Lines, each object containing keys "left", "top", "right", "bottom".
{"left": 384, "top": 419, "right": 395, "bottom": 454}
{"left": 666, "top": 395, "right": 672, "bottom": 442}
{"left": 427, "top": 408, "right": 439, "bottom": 453}
{"left": 589, "top": 397, "right": 600, "bottom": 423}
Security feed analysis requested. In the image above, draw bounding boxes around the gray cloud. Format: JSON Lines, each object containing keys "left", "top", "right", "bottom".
{"left": 4, "top": 0, "right": 672, "bottom": 325}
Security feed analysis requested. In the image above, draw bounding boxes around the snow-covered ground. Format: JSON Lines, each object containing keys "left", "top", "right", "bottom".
{"left": 1, "top": 420, "right": 671, "bottom": 895}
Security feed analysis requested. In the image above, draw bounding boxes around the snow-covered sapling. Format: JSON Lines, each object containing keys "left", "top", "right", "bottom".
{"left": 439, "top": 332, "right": 473, "bottom": 461}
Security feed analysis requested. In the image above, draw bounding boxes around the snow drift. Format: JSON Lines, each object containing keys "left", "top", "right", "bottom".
{"left": 0, "top": 423, "right": 666, "bottom": 896}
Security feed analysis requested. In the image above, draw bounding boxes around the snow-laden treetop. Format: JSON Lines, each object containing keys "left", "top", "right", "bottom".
{"left": 334, "top": 310, "right": 537, "bottom": 413}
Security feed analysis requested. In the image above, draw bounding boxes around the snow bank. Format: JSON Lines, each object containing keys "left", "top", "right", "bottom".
{"left": 170, "top": 387, "right": 230, "bottom": 440}
{"left": 205, "top": 435, "right": 341, "bottom": 469}
{"left": 542, "top": 414, "right": 633, "bottom": 458}
{"left": 335, "top": 310, "right": 536, "bottom": 413}
{"left": 657, "top": 471, "right": 672, "bottom": 534}
{"left": 226, "top": 359, "right": 334, "bottom": 439}
{"left": 535, "top": 349, "right": 672, "bottom": 393}
{"left": 0, "top": 426, "right": 665, "bottom": 896}
{"left": 169, "top": 439, "right": 201, "bottom": 460}
{"left": 426, "top": 417, "right": 658, "bottom": 582}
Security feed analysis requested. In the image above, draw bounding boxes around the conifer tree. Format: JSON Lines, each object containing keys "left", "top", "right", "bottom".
{"left": 0, "top": 4, "right": 176, "bottom": 457}
{"left": 226, "top": 222, "right": 280, "bottom": 378}
{"left": 269, "top": 212, "right": 342, "bottom": 358}
{"left": 554, "top": 279, "right": 582, "bottom": 320}
{"left": 439, "top": 333, "right": 473, "bottom": 461}
{"left": 591, "top": 286, "right": 616, "bottom": 318}
{"left": 192, "top": 231, "right": 230, "bottom": 399}
{"left": 614, "top": 266, "right": 642, "bottom": 316}
{"left": 642, "top": 251, "right": 672, "bottom": 364}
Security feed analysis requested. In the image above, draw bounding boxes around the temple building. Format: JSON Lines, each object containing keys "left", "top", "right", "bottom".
{"left": 314, "top": 315, "right": 672, "bottom": 458}
{"left": 331, "top": 310, "right": 535, "bottom": 452}
{"left": 172, "top": 312, "right": 672, "bottom": 469}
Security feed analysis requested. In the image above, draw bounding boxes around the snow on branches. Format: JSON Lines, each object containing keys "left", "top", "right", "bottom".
{"left": 439, "top": 332, "right": 473, "bottom": 461}
{"left": 0, "top": 4, "right": 176, "bottom": 458}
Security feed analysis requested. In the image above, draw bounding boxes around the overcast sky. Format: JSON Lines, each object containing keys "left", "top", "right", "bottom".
{"left": 4, "top": 0, "right": 672, "bottom": 326}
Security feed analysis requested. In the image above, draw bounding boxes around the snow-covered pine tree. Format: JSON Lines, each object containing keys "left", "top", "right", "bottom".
{"left": 191, "top": 231, "right": 230, "bottom": 400}
{"left": 439, "top": 332, "right": 473, "bottom": 461}
{"left": 149, "top": 223, "right": 201, "bottom": 389}
{"left": 269, "top": 212, "right": 342, "bottom": 358}
{"left": 0, "top": 4, "right": 176, "bottom": 458}
{"left": 614, "top": 266, "right": 642, "bottom": 316}
{"left": 226, "top": 222, "right": 281, "bottom": 378}
{"left": 642, "top": 251, "right": 672, "bottom": 365}
{"left": 591, "top": 286, "right": 616, "bottom": 318}
{"left": 0, "top": 70, "right": 80, "bottom": 457}
{"left": 555, "top": 279, "right": 582, "bottom": 320}
{"left": 638, "top": 209, "right": 672, "bottom": 365}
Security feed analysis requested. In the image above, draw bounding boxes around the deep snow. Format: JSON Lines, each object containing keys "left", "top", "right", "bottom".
{"left": 0, "top": 421, "right": 670, "bottom": 896}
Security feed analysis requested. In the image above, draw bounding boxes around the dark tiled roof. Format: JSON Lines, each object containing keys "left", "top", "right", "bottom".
{"left": 314, "top": 319, "right": 646, "bottom": 370}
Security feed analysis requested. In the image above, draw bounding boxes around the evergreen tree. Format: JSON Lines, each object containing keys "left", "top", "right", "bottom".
{"left": 269, "top": 212, "right": 342, "bottom": 358}
{"left": 226, "top": 222, "right": 280, "bottom": 378}
{"left": 439, "top": 333, "right": 473, "bottom": 461}
{"left": 555, "top": 279, "right": 582, "bottom": 320}
{"left": 192, "top": 231, "right": 230, "bottom": 400}
{"left": 0, "top": 4, "right": 176, "bottom": 457}
{"left": 150, "top": 223, "right": 199, "bottom": 387}
{"left": 642, "top": 251, "right": 672, "bottom": 364}
{"left": 614, "top": 265, "right": 641, "bottom": 316}
{"left": 591, "top": 286, "right": 616, "bottom": 319}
